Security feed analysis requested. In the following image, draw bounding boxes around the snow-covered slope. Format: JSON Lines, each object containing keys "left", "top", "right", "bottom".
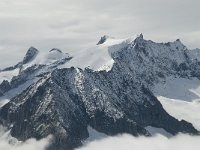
{"left": 22, "top": 48, "right": 71, "bottom": 70}
{"left": 0, "top": 47, "right": 39, "bottom": 84}
{"left": 0, "top": 68, "right": 19, "bottom": 84}
{"left": 153, "top": 77, "right": 200, "bottom": 130}
{"left": 0, "top": 36, "right": 128, "bottom": 86}
{"left": 62, "top": 35, "right": 133, "bottom": 71}
{"left": 188, "top": 48, "right": 200, "bottom": 61}
{"left": 158, "top": 97, "right": 200, "bottom": 130}
{"left": 153, "top": 77, "right": 200, "bottom": 102}
{"left": 0, "top": 47, "right": 72, "bottom": 102}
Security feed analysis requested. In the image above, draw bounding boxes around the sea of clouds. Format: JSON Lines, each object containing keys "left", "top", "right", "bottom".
{"left": 77, "top": 134, "right": 200, "bottom": 150}
{"left": 1, "top": 125, "right": 200, "bottom": 150}
{"left": 0, "top": 126, "right": 51, "bottom": 150}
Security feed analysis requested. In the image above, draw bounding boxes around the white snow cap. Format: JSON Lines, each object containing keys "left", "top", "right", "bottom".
{"left": 62, "top": 35, "right": 133, "bottom": 71}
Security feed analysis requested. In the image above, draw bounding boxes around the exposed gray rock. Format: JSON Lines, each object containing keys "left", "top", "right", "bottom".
{"left": 22, "top": 47, "right": 39, "bottom": 64}
{"left": 97, "top": 35, "right": 112, "bottom": 45}
{"left": 0, "top": 80, "right": 10, "bottom": 96}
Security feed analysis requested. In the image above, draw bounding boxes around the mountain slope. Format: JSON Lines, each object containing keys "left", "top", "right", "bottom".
{"left": 0, "top": 34, "right": 200, "bottom": 150}
{"left": 0, "top": 48, "right": 72, "bottom": 98}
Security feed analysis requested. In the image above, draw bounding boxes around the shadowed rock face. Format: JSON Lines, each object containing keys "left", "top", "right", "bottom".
{"left": 97, "top": 35, "right": 113, "bottom": 45}
{"left": 0, "top": 80, "right": 10, "bottom": 96}
{"left": 22, "top": 47, "right": 39, "bottom": 64}
{"left": 0, "top": 36, "right": 200, "bottom": 150}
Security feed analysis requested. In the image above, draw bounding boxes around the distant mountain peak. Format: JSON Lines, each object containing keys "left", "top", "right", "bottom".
{"left": 138, "top": 33, "right": 144, "bottom": 39}
{"left": 97, "top": 35, "right": 114, "bottom": 45}
{"left": 22, "top": 47, "right": 39, "bottom": 64}
{"left": 134, "top": 33, "right": 144, "bottom": 43}
{"left": 173, "top": 38, "right": 183, "bottom": 45}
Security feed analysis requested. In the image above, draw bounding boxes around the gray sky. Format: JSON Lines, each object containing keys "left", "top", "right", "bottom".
{"left": 0, "top": 0, "right": 200, "bottom": 68}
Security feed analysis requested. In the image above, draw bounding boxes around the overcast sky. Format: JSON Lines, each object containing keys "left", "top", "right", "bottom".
{"left": 0, "top": 0, "right": 200, "bottom": 68}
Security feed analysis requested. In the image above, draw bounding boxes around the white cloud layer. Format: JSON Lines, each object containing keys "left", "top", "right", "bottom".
{"left": 0, "top": 0, "right": 200, "bottom": 68}
{"left": 0, "top": 126, "right": 50, "bottom": 150}
{"left": 76, "top": 133, "right": 200, "bottom": 150}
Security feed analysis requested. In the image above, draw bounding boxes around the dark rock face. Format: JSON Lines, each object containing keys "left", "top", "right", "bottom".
{"left": 0, "top": 36, "right": 200, "bottom": 150}
{"left": 0, "top": 80, "right": 11, "bottom": 96}
{"left": 22, "top": 47, "right": 39, "bottom": 64}
{"left": 97, "top": 35, "right": 111, "bottom": 45}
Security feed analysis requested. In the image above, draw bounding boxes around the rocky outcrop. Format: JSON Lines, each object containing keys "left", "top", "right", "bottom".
{"left": 0, "top": 80, "right": 11, "bottom": 96}
{"left": 22, "top": 47, "right": 39, "bottom": 64}
{"left": 97, "top": 35, "right": 113, "bottom": 45}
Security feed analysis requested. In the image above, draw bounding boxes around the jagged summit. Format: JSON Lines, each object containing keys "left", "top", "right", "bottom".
{"left": 97, "top": 35, "right": 114, "bottom": 45}
{"left": 22, "top": 47, "right": 39, "bottom": 64}
{"left": 133, "top": 33, "right": 146, "bottom": 46}
{"left": 137, "top": 33, "right": 144, "bottom": 39}
{"left": 174, "top": 38, "right": 185, "bottom": 46}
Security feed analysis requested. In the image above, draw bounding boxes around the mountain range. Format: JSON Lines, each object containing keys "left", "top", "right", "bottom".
{"left": 0, "top": 34, "right": 200, "bottom": 150}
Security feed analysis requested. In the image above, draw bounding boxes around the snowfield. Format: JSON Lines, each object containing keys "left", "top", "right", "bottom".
{"left": 153, "top": 77, "right": 200, "bottom": 130}
{"left": 61, "top": 36, "right": 133, "bottom": 71}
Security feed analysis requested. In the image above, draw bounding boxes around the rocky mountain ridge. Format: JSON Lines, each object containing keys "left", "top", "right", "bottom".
{"left": 0, "top": 34, "right": 200, "bottom": 150}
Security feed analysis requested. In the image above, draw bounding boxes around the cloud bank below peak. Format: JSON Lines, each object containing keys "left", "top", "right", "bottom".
{"left": 77, "top": 133, "right": 200, "bottom": 150}
{"left": 0, "top": 126, "right": 51, "bottom": 150}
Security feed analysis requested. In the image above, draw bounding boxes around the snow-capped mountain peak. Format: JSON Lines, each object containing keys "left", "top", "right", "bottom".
{"left": 21, "top": 47, "right": 71, "bottom": 69}
{"left": 63, "top": 36, "right": 132, "bottom": 71}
